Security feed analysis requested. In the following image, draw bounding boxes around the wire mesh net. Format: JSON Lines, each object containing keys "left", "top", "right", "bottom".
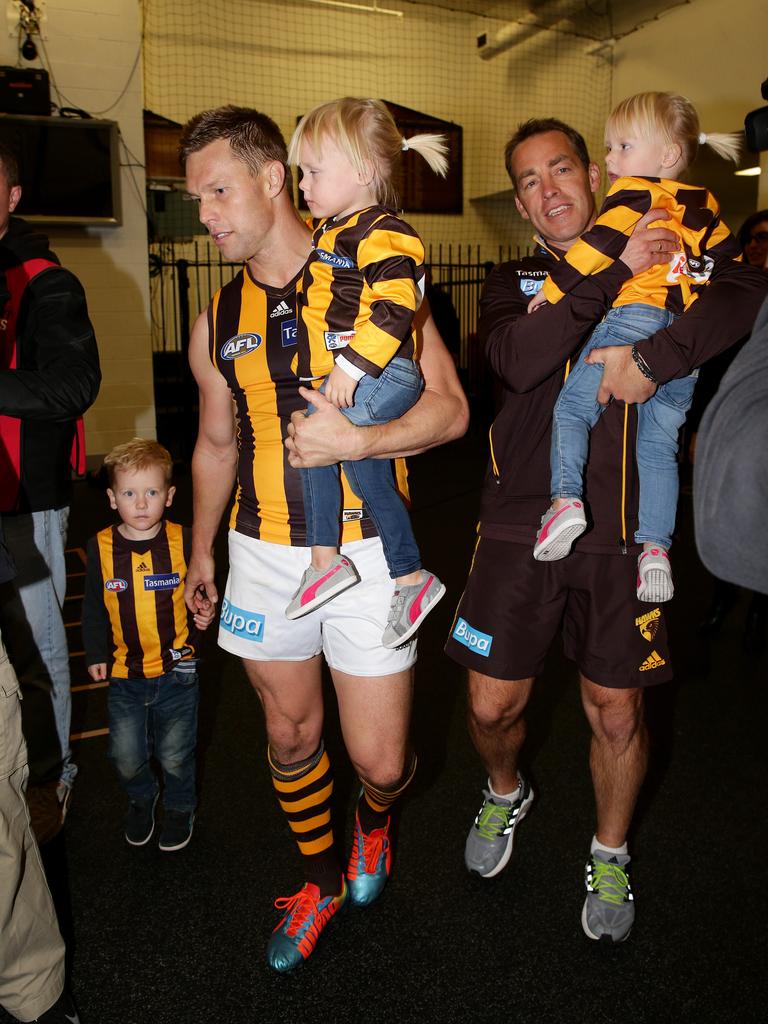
{"left": 142, "top": 0, "right": 613, "bottom": 256}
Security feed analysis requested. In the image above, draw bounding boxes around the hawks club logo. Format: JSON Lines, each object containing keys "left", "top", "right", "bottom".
{"left": 635, "top": 607, "right": 661, "bottom": 641}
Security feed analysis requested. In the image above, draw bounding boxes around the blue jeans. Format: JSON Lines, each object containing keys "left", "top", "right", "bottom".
{"left": 0, "top": 508, "right": 75, "bottom": 788}
{"left": 551, "top": 303, "right": 697, "bottom": 550}
{"left": 107, "top": 664, "right": 199, "bottom": 812}
{"left": 301, "top": 357, "right": 424, "bottom": 579}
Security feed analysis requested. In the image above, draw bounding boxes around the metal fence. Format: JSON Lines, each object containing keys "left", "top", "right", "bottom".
{"left": 148, "top": 238, "right": 534, "bottom": 454}
{"left": 150, "top": 239, "right": 528, "bottom": 362}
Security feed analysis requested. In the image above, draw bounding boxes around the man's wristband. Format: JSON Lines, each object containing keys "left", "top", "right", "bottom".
{"left": 631, "top": 345, "right": 658, "bottom": 383}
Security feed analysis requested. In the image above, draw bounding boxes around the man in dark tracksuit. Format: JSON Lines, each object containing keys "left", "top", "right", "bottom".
{"left": 0, "top": 141, "right": 100, "bottom": 839}
{"left": 445, "top": 119, "right": 768, "bottom": 943}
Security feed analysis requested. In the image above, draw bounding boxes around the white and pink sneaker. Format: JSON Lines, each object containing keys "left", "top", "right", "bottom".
{"left": 637, "top": 547, "right": 673, "bottom": 602}
{"left": 533, "top": 500, "right": 587, "bottom": 561}
{"left": 382, "top": 570, "right": 446, "bottom": 649}
{"left": 285, "top": 554, "right": 360, "bottom": 619}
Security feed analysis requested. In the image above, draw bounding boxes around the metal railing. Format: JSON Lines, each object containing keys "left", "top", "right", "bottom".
{"left": 151, "top": 239, "right": 526, "bottom": 343}
{"left": 147, "top": 238, "right": 536, "bottom": 455}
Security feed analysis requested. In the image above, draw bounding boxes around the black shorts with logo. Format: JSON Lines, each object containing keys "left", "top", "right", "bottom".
{"left": 445, "top": 537, "right": 672, "bottom": 688}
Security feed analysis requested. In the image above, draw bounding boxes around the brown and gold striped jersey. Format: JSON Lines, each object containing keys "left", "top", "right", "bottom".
{"left": 82, "top": 521, "right": 198, "bottom": 679}
{"left": 541, "top": 177, "right": 740, "bottom": 315}
{"left": 208, "top": 265, "right": 406, "bottom": 546}
{"left": 296, "top": 205, "right": 424, "bottom": 381}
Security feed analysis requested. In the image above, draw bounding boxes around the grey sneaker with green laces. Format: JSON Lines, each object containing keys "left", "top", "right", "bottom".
{"left": 464, "top": 775, "right": 534, "bottom": 878}
{"left": 582, "top": 849, "right": 635, "bottom": 942}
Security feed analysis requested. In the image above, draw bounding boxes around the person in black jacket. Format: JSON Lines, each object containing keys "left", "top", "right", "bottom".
{"left": 0, "top": 140, "right": 100, "bottom": 839}
{"left": 444, "top": 118, "right": 767, "bottom": 944}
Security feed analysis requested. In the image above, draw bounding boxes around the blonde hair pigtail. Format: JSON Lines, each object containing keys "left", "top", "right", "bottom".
{"left": 402, "top": 132, "right": 449, "bottom": 177}
{"left": 700, "top": 131, "right": 742, "bottom": 165}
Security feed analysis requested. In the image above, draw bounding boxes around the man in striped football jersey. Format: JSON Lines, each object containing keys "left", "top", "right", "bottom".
{"left": 181, "top": 106, "right": 467, "bottom": 971}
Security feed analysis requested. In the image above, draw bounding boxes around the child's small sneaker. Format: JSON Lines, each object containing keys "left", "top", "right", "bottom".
{"left": 637, "top": 548, "right": 673, "bottom": 603}
{"left": 125, "top": 793, "right": 158, "bottom": 846}
{"left": 533, "top": 500, "right": 587, "bottom": 561}
{"left": 159, "top": 809, "right": 195, "bottom": 852}
{"left": 382, "top": 570, "right": 446, "bottom": 649}
{"left": 285, "top": 554, "right": 360, "bottom": 619}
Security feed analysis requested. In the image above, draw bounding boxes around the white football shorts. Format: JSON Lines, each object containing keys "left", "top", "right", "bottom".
{"left": 218, "top": 531, "right": 417, "bottom": 677}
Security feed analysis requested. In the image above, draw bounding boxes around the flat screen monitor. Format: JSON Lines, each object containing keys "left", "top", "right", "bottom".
{"left": 0, "top": 114, "right": 122, "bottom": 226}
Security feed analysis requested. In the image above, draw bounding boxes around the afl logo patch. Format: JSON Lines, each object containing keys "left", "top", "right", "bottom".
{"left": 221, "top": 333, "right": 262, "bottom": 360}
{"left": 105, "top": 578, "right": 128, "bottom": 592}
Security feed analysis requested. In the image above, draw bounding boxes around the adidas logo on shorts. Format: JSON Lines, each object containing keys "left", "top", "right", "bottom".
{"left": 639, "top": 650, "right": 666, "bottom": 672}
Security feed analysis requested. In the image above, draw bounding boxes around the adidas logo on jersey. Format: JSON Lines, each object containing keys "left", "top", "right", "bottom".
{"left": 635, "top": 607, "right": 661, "bottom": 641}
{"left": 639, "top": 650, "right": 666, "bottom": 672}
{"left": 270, "top": 300, "right": 292, "bottom": 318}
{"left": 136, "top": 561, "right": 149, "bottom": 572}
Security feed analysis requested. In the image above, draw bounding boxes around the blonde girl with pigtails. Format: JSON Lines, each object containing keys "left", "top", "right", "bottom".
{"left": 528, "top": 91, "right": 742, "bottom": 606}
{"left": 283, "top": 98, "right": 448, "bottom": 649}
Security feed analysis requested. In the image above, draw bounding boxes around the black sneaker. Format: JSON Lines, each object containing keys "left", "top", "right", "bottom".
{"left": 124, "top": 794, "right": 158, "bottom": 846}
{"left": 34, "top": 987, "right": 81, "bottom": 1022}
{"left": 159, "top": 809, "right": 195, "bottom": 851}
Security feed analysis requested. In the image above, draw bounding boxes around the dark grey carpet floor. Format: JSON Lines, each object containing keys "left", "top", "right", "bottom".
{"left": 3, "top": 426, "right": 767, "bottom": 1024}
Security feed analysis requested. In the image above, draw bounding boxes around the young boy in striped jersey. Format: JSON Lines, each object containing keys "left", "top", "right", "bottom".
{"left": 284, "top": 98, "right": 447, "bottom": 648}
{"left": 529, "top": 92, "right": 741, "bottom": 603}
{"left": 82, "top": 439, "right": 213, "bottom": 851}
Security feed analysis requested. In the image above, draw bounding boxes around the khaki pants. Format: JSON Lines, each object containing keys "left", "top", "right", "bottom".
{"left": 0, "top": 633, "right": 64, "bottom": 1022}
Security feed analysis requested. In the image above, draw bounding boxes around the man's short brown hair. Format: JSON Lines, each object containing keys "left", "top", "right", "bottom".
{"left": 504, "top": 118, "right": 591, "bottom": 191}
{"left": 0, "top": 142, "right": 20, "bottom": 188}
{"left": 179, "top": 105, "right": 288, "bottom": 178}
{"left": 103, "top": 438, "right": 173, "bottom": 488}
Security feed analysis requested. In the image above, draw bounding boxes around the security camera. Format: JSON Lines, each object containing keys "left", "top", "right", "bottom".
{"left": 744, "top": 77, "right": 768, "bottom": 152}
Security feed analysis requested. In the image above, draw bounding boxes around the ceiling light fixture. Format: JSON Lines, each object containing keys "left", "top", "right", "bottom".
{"left": 305, "top": 0, "right": 403, "bottom": 16}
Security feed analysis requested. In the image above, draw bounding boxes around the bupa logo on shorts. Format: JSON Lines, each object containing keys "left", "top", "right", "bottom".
{"left": 143, "top": 573, "right": 181, "bottom": 591}
{"left": 324, "top": 330, "right": 355, "bottom": 351}
{"left": 315, "top": 249, "right": 355, "bottom": 270}
{"left": 220, "top": 597, "right": 265, "bottom": 643}
{"left": 105, "top": 578, "right": 128, "bottom": 593}
{"left": 220, "top": 333, "right": 262, "bottom": 361}
{"left": 519, "top": 277, "right": 545, "bottom": 297}
{"left": 452, "top": 617, "right": 493, "bottom": 657}
{"left": 281, "top": 318, "right": 297, "bottom": 347}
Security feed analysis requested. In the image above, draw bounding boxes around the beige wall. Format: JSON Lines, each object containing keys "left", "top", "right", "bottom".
{"left": 1, "top": 0, "right": 153, "bottom": 460}
{"left": 612, "top": 0, "right": 768, "bottom": 230}
{"left": 143, "top": 0, "right": 612, "bottom": 256}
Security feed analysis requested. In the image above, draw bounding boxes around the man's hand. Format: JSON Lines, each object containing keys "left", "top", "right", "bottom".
{"left": 527, "top": 291, "right": 547, "bottom": 313}
{"left": 88, "top": 663, "right": 107, "bottom": 682}
{"left": 619, "top": 208, "right": 678, "bottom": 277}
{"left": 323, "top": 364, "right": 358, "bottom": 409}
{"left": 192, "top": 586, "right": 216, "bottom": 630}
{"left": 585, "top": 345, "right": 657, "bottom": 405}
{"left": 184, "top": 555, "right": 219, "bottom": 615}
{"left": 286, "top": 387, "right": 362, "bottom": 467}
